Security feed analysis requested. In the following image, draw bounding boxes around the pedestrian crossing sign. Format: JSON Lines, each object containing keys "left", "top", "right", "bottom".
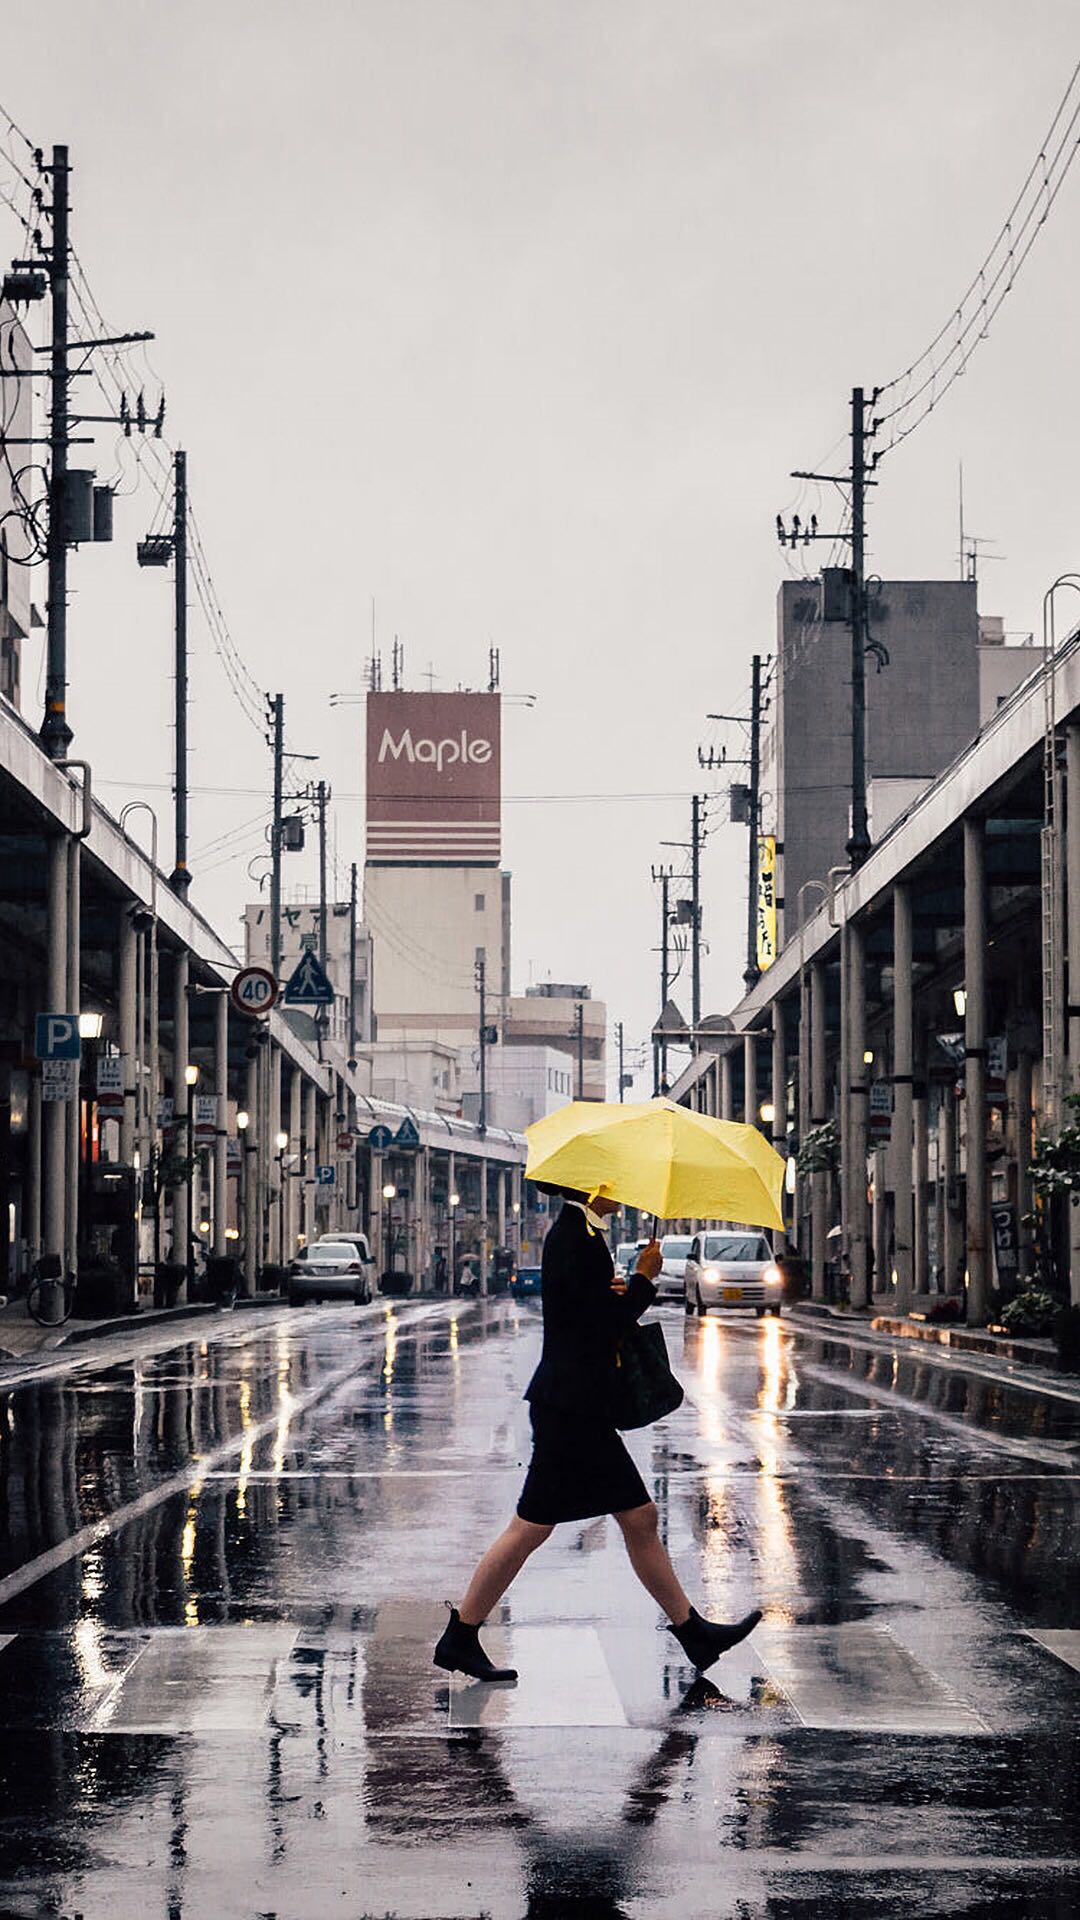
{"left": 282, "top": 951, "right": 335, "bottom": 1006}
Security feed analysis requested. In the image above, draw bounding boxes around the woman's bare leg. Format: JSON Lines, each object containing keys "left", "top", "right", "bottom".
{"left": 614, "top": 1501, "right": 691, "bottom": 1625}
{"left": 459, "top": 1515, "right": 554, "bottom": 1625}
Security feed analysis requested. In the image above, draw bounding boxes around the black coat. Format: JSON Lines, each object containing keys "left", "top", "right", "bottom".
{"left": 524, "top": 1203, "right": 656, "bottom": 1421}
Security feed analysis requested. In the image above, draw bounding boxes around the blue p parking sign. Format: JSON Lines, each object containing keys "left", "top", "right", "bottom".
{"left": 35, "top": 1014, "right": 81, "bottom": 1060}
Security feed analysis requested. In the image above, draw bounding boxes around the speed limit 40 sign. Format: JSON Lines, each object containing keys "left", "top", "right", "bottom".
{"left": 230, "top": 965, "right": 278, "bottom": 1018}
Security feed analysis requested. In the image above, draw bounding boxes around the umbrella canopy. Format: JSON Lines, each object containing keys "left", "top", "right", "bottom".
{"left": 525, "top": 1097, "right": 786, "bottom": 1230}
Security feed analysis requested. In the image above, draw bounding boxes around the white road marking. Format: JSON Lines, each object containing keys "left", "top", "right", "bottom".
{"left": 1024, "top": 1628, "right": 1080, "bottom": 1673}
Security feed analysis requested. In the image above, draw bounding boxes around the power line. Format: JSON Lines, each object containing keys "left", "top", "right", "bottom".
{"left": 875, "top": 57, "right": 1080, "bottom": 458}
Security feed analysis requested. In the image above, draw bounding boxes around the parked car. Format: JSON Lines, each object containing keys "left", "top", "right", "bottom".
{"left": 288, "top": 1240, "right": 371, "bottom": 1307}
{"left": 316, "top": 1232, "right": 374, "bottom": 1304}
{"left": 656, "top": 1234, "right": 693, "bottom": 1302}
{"left": 614, "top": 1240, "right": 646, "bottom": 1280}
{"left": 683, "top": 1231, "right": 783, "bottom": 1317}
{"left": 510, "top": 1264, "right": 543, "bottom": 1297}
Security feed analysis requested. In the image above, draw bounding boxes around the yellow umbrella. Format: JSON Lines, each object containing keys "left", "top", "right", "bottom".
{"left": 525, "top": 1096, "right": 785, "bottom": 1230}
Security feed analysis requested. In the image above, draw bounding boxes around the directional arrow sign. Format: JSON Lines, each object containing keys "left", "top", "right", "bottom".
{"left": 367, "top": 1124, "right": 393, "bottom": 1152}
{"left": 282, "top": 950, "right": 335, "bottom": 1007}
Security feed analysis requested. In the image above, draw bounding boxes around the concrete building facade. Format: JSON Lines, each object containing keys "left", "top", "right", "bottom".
{"left": 674, "top": 616, "right": 1080, "bottom": 1324}
{"left": 766, "top": 577, "right": 1032, "bottom": 947}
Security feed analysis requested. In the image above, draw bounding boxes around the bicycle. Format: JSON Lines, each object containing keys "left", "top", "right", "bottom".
{"left": 25, "top": 1255, "right": 75, "bottom": 1327}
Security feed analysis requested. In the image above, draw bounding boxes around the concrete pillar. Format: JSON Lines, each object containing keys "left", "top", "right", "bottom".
{"left": 26, "top": 1077, "right": 41, "bottom": 1264}
{"left": 447, "top": 1149, "right": 457, "bottom": 1287}
{"left": 872, "top": 1144, "right": 889, "bottom": 1295}
{"left": 743, "top": 1032, "right": 756, "bottom": 1126}
{"left": 964, "top": 816, "right": 990, "bottom": 1322}
{"left": 303, "top": 1079, "right": 317, "bottom": 1245}
{"left": 212, "top": 991, "right": 228, "bottom": 1258}
{"left": 847, "top": 919, "right": 869, "bottom": 1309}
{"left": 892, "top": 883, "right": 914, "bottom": 1314}
{"left": 172, "top": 951, "right": 189, "bottom": 1295}
{"left": 942, "top": 1083, "right": 960, "bottom": 1294}
{"left": 810, "top": 959, "right": 827, "bottom": 1299}
{"left": 1067, "top": 722, "right": 1080, "bottom": 1301}
{"left": 242, "top": 1053, "right": 258, "bottom": 1295}
{"left": 720, "top": 1050, "right": 733, "bottom": 1123}
{"left": 838, "top": 923, "right": 850, "bottom": 1266}
{"left": 914, "top": 1057, "right": 930, "bottom": 1296}
{"left": 479, "top": 1156, "right": 489, "bottom": 1294}
{"left": 497, "top": 1163, "right": 507, "bottom": 1247}
{"left": 797, "top": 962, "right": 811, "bottom": 1255}
{"left": 1015, "top": 1048, "right": 1034, "bottom": 1279}
{"left": 512, "top": 1165, "right": 522, "bottom": 1265}
{"left": 43, "top": 836, "right": 69, "bottom": 1275}
{"left": 133, "top": 925, "right": 145, "bottom": 1169}
{"left": 269, "top": 1044, "right": 283, "bottom": 1261}
{"left": 119, "top": 911, "right": 137, "bottom": 1168}
{"left": 65, "top": 839, "right": 81, "bottom": 1278}
{"left": 287, "top": 1066, "right": 302, "bottom": 1264}
{"left": 771, "top": 1011, "right": 787, "bottom": 1252}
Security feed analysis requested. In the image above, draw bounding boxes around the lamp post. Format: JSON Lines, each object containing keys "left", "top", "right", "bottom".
{"left": 119, "top": 801, "right": 159, "bottom": 1270}
{"left": 236, "top": 1107, "right": 250, "bottom": 1276}
{"left": 449, "top": 1189, "right": 460, "bottom": 1293}
{"left": 184, "top": 1063, "right": 199, "bottom": 1296}
{"left": 382, "top": 1182, "right": 397, "bottom": 1279}
{"left": 276, "top": 1130, "right": 289, "bottom": 1265}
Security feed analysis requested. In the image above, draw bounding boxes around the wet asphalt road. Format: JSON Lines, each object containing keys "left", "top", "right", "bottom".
{"left": 0, "top": 1298, "right": 1078, "bottom": 1919}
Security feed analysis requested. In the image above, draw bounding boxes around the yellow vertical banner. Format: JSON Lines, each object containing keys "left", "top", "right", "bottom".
{"left": 756, "top": 836, "right": 777, "bottom": 971}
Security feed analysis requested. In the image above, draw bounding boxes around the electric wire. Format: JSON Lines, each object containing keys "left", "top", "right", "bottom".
{"left": 875, "top": 57, "right": 1080, "bottom": 457}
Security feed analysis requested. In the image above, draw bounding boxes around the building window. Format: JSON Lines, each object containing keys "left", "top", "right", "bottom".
{"left": 475, "top": 893, "right": 485, "bottom": 912}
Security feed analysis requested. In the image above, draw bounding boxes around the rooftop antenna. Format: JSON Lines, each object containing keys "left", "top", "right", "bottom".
{"left": 488, "top": 644, "right": 501, "bottom": 692}
{"left": 391, "top": 635, "right": 404, "bottom": 690}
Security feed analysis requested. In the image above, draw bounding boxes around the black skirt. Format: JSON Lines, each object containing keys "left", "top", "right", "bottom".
{"left": 516, "top": 1405, "right": 650, "bottom": 1525}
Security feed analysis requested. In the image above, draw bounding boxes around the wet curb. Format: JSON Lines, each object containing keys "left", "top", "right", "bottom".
{"left": 57, "top": 1295, "right": 286, "bottom": 1347}
{"left": 788, "top": 1302, "right": 1061, "bottom": 1372}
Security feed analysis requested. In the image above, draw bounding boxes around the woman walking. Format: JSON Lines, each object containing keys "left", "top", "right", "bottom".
{"left": 434, "top": 1186, "right": 761, "bottom": 1684}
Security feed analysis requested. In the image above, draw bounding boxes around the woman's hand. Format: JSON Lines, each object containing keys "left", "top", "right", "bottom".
{"left": 634, "top": 1239, "right": 663, "bottom": 1282}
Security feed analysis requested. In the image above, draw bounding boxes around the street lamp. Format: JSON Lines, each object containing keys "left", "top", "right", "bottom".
{"left": 183, "top": 1063, "right": 199, "bottom": 1296}
{"left": 759, "top": 1101, "right": 775, "bottom": 1125}
{"left": 449, "top": 1189, "right": 460, "bottom": 1292}
{"left": 952, "top": 987, "right": 967, "bottom": 1018}
{"left": 236, "top": 1109, "right": 249, "bottom": 1131}
{"left": 276, "top": 1131, "right": 289, "bottom": 1263}
{"left": 78, "top": 1011, "right": 104, "bottom": 1040}
{"left": 382, "top": 1181, "right": 397, "bottom": 1279}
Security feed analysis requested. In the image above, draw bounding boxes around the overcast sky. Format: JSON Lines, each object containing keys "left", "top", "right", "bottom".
{"left": 7, "top": 2, "right": 1080, "bottom": 1092}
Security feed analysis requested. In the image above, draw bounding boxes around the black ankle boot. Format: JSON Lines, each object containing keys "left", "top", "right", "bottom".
{"left": 667, "top": 1605, "right": 762, "bottom": 1672}
{"left": 433, "top": 1608, "right": 518, "bottom": 1683}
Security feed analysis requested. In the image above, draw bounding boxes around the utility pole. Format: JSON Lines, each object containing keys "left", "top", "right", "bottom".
{"left": 348, "top": 860, "right": 358, "bottom": 1064}
{"left": 316, "top": 779, "right": 328, "bottom": 971}
{"left": 650, "top": 864, "right": 674, "bottom": 1094}
{"left": 268, "top": 694, "right": 284, "bottom": 979}
{"left": 574, "top": 1001, "right": 585, "bottom": 1100}
{"left": 41, "top": 145, "right": 71, "bottom": 760}
{"left": 691, "top": 794, "right": 702, "bottom": 1031}
{"left": 848, "top": 387, "right": 870, "bottom": 868}
{"left": 744, "top": 657, "right": 762, "bottom": 987}
{"left": 170, "top": 450, "right": 189, "bottom": 894}
{"left": 476, "top": 952, "right": 488, "bottom": 1135}
{"left": 782, "top": 388, "right": 878, "bottom": 873}
{"left": 617, "top": 1020, "right": 625, "bottom": 1102}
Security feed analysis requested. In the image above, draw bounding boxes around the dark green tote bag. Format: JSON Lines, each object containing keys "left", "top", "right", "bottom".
{"left": 612, "top": 1321, "right": 684, "bottom": 1431}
